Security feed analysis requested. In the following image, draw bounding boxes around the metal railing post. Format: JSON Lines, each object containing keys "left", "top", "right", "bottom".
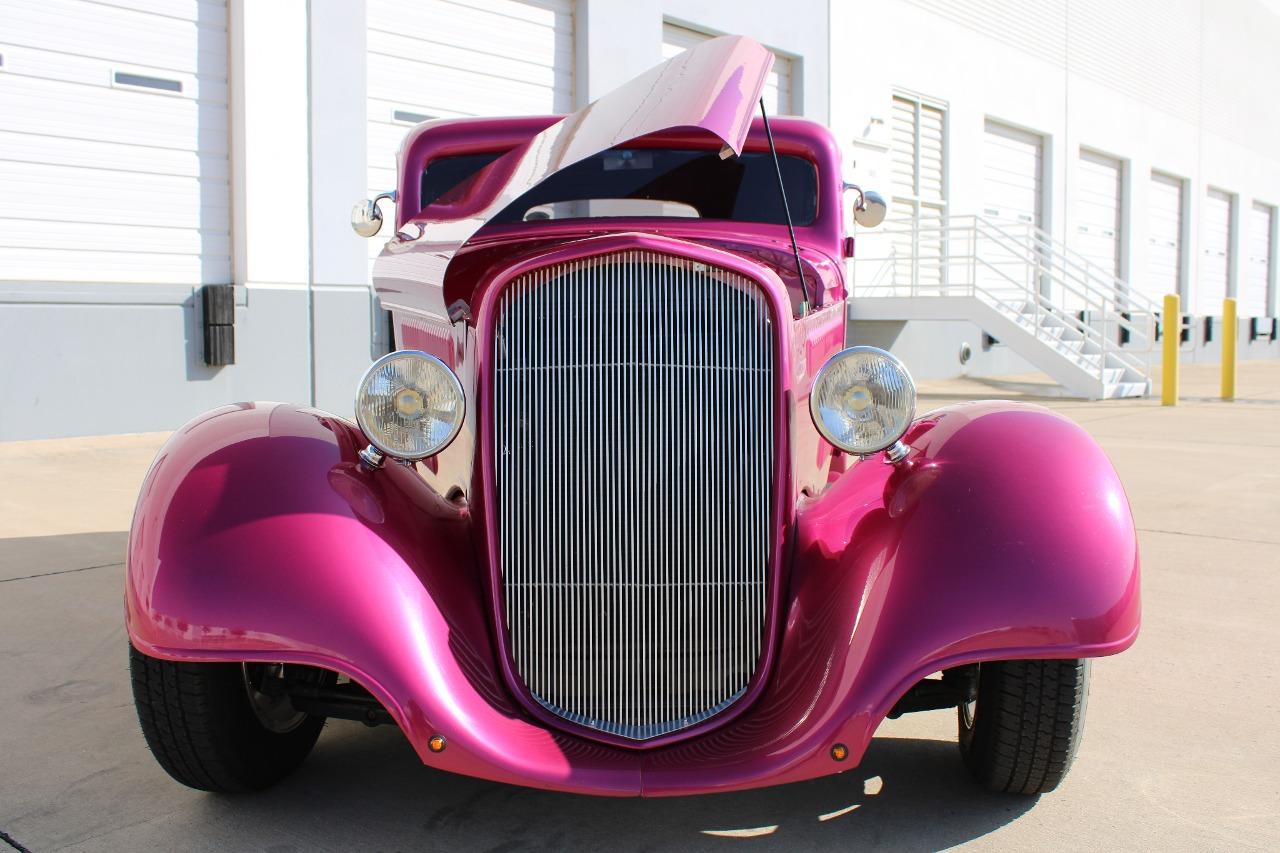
{"left": 969, "top": 222, "right": 976, "bottom": 296}
{"left": 1098, "top": 273, "right": 1106, "bottom": 386}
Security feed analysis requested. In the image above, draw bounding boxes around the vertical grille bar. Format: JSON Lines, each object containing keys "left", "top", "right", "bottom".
{"left": 493, "top": 250, "right": 774, "bottom": 740}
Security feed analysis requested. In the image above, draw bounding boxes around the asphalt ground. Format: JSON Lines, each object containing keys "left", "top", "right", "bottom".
{"left": 2, "top": 361, "right": 1278, "bottom": 851}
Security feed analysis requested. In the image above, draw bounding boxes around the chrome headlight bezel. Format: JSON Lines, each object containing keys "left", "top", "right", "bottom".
{"left": 354, "top": 350, "right": 465, "bottom": 461}
{"left": 809, "top": 345, "right": 916, "bottom": 457}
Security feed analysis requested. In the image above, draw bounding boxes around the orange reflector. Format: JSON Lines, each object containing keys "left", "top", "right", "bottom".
{"left": 831, "top": 743, "right": 848, "bottom": 762}
{"left": 428, "top": 735, "right": 447, "bottom": 753}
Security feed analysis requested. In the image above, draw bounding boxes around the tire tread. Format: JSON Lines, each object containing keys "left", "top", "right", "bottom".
{"left": 959, "top": 658, "right": 1089, "bottom": 795}
{"left": 129, "top": 644, "right": 325, "bottom": 792}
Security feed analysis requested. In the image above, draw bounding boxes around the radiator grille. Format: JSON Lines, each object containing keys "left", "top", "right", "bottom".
{"left": 492, "top": 250, "right": 775, "bottom": 740}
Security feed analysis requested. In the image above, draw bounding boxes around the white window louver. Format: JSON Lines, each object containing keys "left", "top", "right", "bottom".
{"left": 492, "top": 251, "right": 774, "bottom": 740}
{"left": 890, "top": 93, "right": 947, "bottom": 290}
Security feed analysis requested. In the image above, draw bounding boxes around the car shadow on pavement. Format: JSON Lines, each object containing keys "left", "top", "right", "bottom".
{"left": 191, "top": 722, "right": 1037, "bottom": 852}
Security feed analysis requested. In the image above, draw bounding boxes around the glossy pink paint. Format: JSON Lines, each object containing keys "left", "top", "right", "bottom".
{"left": 125, "top": 400, "right": 1138, "bottom": 796}
{"left": 383, "top": 115, "right": 849, "bottom": 503}
{"left": 124, "top": 34, "right": 1140, "bottom": 797}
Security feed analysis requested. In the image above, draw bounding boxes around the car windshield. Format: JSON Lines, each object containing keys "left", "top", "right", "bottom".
{"left": 421, "top": 148, "right": 819, "bottom": 225}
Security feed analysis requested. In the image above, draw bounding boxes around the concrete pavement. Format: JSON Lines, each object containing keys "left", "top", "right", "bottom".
{"left": 2, "top": 361, "right": 1278, "bottom": 851}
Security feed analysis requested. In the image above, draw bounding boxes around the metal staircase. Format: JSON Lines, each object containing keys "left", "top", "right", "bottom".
{"left": 849, "top": 214, "right": 1155, "bottom": 399}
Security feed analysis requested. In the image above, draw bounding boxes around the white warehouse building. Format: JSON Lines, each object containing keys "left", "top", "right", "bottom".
{"left": 0, "top": 0, "right": 1276, "bottom": 439}
{"left": 835, "top": 0, "right": 1280, "bottom": 393}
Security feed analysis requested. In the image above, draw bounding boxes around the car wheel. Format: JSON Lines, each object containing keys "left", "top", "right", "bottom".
{"left": 957, "top": 659, "right": 1090, "bottom": 794}
{"left": 128, "top": 643, "right": 333, "bottom": 792}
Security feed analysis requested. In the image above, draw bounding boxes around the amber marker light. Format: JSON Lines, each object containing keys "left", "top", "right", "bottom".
{"left": 831, "top": 743, "right": 849, "bottom": 762}
{"left": 428, "top": 735, "right": 447, "bottom": 753}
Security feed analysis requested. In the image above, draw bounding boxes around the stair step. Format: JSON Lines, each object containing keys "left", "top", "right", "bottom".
{"left": 1101, "top": 381, "right": 1150, "bottom": 399}
{"left": 1050, "top": 338, "right": 1088, "bottom": 356}
{"left": 1104, "top": 353, "right": 1138, "bottom": 371}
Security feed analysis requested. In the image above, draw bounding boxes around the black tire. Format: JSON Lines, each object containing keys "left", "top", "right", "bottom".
{"left": 958, "top": 659, "right": 1090, "bottom": 795}
{"left": 128, "top": 643, "right": 331, "bottom": 792}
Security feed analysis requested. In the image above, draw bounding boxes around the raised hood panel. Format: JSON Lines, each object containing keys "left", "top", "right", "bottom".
{"left": 374, "top": 35, "right": 774, "bottom": 316}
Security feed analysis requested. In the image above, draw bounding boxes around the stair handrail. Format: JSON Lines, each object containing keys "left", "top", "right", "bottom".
{"left": 848, "top": 214, "right": 1153, "bottom": 392}
{"left": 1016, "top": 221, "right": 1162, "bottom": 317}
{"left": 858, "top": 214, "right": 1158, "bottom": 351}
{"left": 968, "top": 216, "right": 1158, "bottom": 352}
{"left": 984, "top": 277, "right": 1149, "bottom": 378}
{"left": 962, "top": 239, "right": 1146, "bottom": 385}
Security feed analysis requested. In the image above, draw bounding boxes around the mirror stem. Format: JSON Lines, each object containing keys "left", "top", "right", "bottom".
{"left": 844, "top": 181, "right": 866, "bottom": 212}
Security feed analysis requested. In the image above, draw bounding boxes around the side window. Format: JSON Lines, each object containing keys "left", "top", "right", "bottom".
{"left": 420, "top": 152, "right": 504, "bottom": 209}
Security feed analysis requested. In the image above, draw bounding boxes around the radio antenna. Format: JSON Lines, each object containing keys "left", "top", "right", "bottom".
{"left": 759, "top": 98, "right": 812, "bottom": 315}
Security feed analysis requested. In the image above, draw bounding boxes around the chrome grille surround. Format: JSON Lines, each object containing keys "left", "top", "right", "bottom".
{"left": 491, "top": 250, "right": 775, "bottom": 741}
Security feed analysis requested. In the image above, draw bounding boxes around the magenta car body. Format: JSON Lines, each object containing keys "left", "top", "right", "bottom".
{"left": 125, "top": 36, "right": 1139, "bottom": 797}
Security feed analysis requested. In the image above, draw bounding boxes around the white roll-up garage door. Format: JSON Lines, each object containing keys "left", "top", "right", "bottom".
{"left": 0, "top": 0, "right": 230, "bottom": 287}
{"left": 1145, "top": 172, "right": 1184, "bottom": 303}
{"left": 1243, "top": 203, "right": 1274, "bottom": 317}
{"left": 1075, "top": 150, "right": 1123, "bottom": 280}
{"left": 982, "top": 121, "right": 1043, "bottom": 228}
{"left": 662, "top": 24, "right": 793, "bottom": 115}
{"left": 366, "top": 0, "right": 575, "bottom": 255}
{"left": 1199, "top": 189, "right": 1233, "bottom": 316}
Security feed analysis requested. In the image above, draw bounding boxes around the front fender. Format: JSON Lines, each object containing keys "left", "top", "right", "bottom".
{"left": 125, "top": 403, "right": 640, "bottom": 794}
{"left": 819, "top": 401, "right": 1142, "bottom": 737}
{"left": 642, "top": 400, "right": 1139, "bottom": 794}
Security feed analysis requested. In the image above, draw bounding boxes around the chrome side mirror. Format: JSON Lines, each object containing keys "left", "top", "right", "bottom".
{"left": 855, "top": 191, "right": 888, "bottom": 228}
{"left": 351, "top": 190, "right": 396, "bottom": 238}
{"left": 844, "top": 181, "right": 885, "bottom": 227}
{"left": 847, "top": 184, "right": 888, "bottom": 229}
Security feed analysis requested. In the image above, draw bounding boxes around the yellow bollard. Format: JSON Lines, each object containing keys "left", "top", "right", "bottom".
{"left": 1222, "top": 297, "right": 1237, "bottom": 401}
{"left": 1162, "top": 294, "right": 1179, "bottom": 406}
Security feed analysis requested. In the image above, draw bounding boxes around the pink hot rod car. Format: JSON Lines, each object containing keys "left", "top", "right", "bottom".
{"left": 125, "top": 36, "right": 1139, "bottom": 797}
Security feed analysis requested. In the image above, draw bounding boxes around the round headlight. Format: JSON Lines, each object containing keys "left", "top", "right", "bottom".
{"left": 355, "top": 350, "right": 465, "bottom": 460}
{"left": 810, "top": 346, "right": 916, "bottom": 456}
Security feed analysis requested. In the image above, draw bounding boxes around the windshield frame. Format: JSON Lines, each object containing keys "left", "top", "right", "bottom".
{"left": 396, "top": 116, "right": 845, "bottom": 259}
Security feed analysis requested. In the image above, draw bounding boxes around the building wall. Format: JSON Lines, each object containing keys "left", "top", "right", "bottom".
{"left": 2, "top": 1, "right": 1277, "bottom": 438}
{"left": 833, "top": 0, "right": 1280, "bottom": 380}
{"left": 0, "top": 0, "right": 828, "bottom": 440}
{"left": 1, "top": 1, "right": 321, "bottom": 439}
{"left": 575, "top": 0, "right": 828, "bottom": 115}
